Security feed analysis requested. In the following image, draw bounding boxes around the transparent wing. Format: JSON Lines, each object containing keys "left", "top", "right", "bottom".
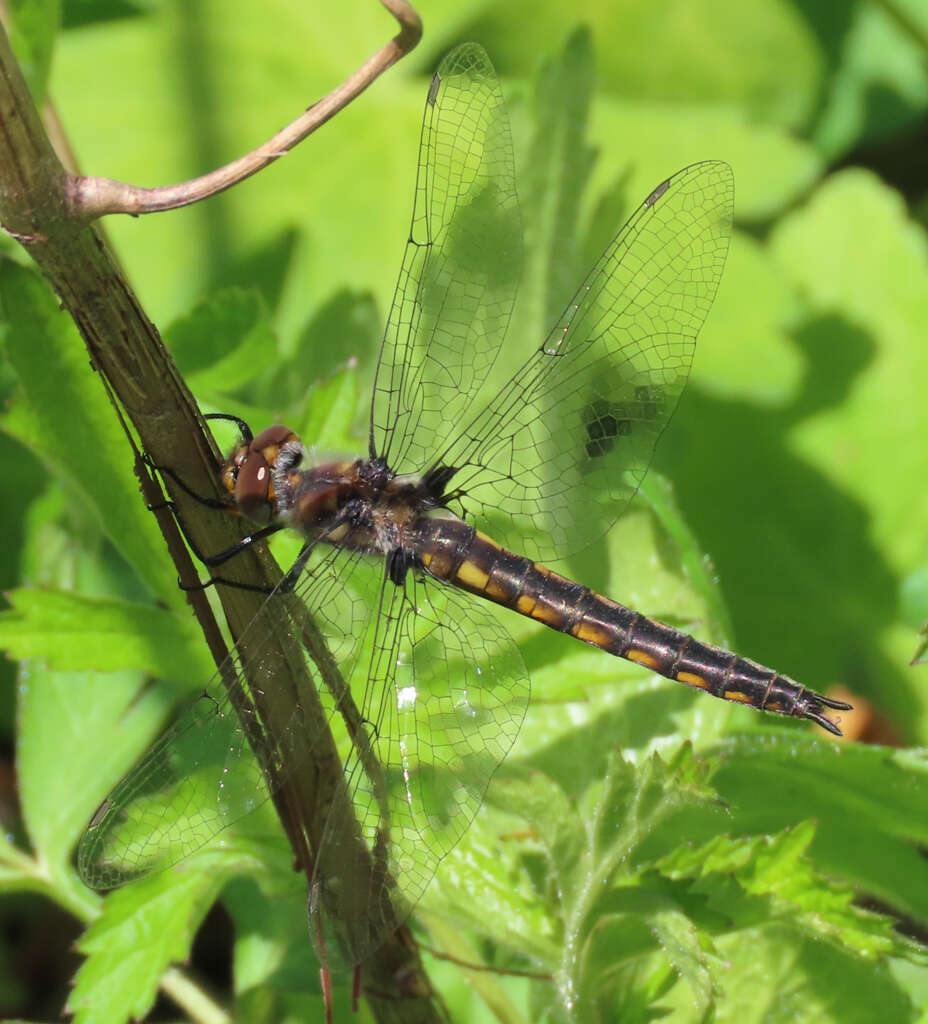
{"left": 77, "top": 545, "right": 528, "bottom": 973}
{"left": 371, "top": 42, "right": 522, "bottom": 472}
{"left": 429, "top": 161, "right": 734, "bottom": 563}
{"left": 77, "top": 545, "right": 378, "bottom": 889}
{"left": 308, "top": 574, "right": 529, "bottom": 969}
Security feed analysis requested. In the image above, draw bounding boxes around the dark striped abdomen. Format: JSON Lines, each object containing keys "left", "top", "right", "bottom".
{"left": 415, "top": 517, "right": 848, "bottom": 734}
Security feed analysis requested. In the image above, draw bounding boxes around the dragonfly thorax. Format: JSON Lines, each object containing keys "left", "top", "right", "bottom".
{"left": 288, "top": 457, "right": 440, "bottom": 560}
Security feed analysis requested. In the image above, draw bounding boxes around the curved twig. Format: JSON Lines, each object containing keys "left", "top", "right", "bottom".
{"left": 69, "top": 0, "right": 422, "bottom": 219}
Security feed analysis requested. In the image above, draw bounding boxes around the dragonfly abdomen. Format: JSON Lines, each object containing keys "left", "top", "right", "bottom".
{"left": 416, "top": 516, "right": 846, "bottom": 734}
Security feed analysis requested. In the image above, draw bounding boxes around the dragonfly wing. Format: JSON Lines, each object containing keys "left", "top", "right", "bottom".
{"left": 430, "top": 160, "right": 735, "bottom": 562}
{"left": 308, "top": 573, "right": 529, "bottom": 969}
{"left": 371, "top": 42, "right": 522, "bottom": 473}
{"left": 77, "top": 545, "right": 379, "bottom": 890}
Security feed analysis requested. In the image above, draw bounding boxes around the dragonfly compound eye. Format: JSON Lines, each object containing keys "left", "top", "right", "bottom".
{"left": 235, "top": 450, "right": 275, "bottom": 522}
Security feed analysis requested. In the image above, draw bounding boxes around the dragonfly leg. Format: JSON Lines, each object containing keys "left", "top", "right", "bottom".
{"left": 142, "top": 453, "right": 234, "bottom": 511}
{"left": 276, "top": 541, "right": 315, "bottom": 594}
{"left": 203, "top": 410, "right": 254, "bottom": 442}
{"left": 177, "top": 572, "right": 274, "bottom": 595}
{"left": 153, "top": 494, "right": 285, "bottom": 567}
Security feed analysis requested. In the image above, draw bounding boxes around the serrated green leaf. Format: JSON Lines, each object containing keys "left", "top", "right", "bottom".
{"left": 712, "top": 736, "right": 928, "bottom": 932}
{"left": 70, "top": 863, "right": 228, "bottom": 1023}
{"left": 658, "top": 823, "right": 918, "bottom": 961}
{"left": 425, "top": 825, "right": 559, "bottom": 967}
{"left": 0, "top": 589, "right": 213, "bottom": 681}
{"left": 480, "top": 748, "right": 727, "bottom": 1016}
{"left": 70, "top": 829, "right": 295, "bottom": 1021}
{"left": 668, "top": 921, "right": 915, "bottom": 1024}
{"left": 644, "top": 901, "right": 715, "bottom": 1020}
{"left": 658, "top": 830, "right": 761, "bottom": 879}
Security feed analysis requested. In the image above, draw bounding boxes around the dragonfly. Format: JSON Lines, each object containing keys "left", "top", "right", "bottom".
{"left": 78, "top": 43, "right": 850, "bottom": 971}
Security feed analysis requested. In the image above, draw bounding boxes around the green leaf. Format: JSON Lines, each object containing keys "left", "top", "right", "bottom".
{"left": 692, "top": 230, "right": 802, "bottom": 402}
{"left": 640, "top": 899, "right": 715, "bottom": 1019}
{"left": 0, "top": 260, "right": 179, "bottom": 606}
{"left": 514, "top": 28, "right": 596, "bottom": 354}
{"left": 70, "top": 861, "right": 228, "bottom": 1023}
{"left": 767, "top": 170, "right": 928, "bottom": 726}
{"left": 439, "top": 742, "right": 923, "bottom": 1020}
{"left": 293, "top": 361, "right": 362, "bottom": 455}
{"left": 425, "top": 817, "right": 561, "bottom": 968}
{"left": 223, "top": 876, "right": 317, "bottom": 997}
{"left": 658, "top": 822, "right": 920, "bottom": 960}
{"left": 638, "top": 473, "right": 734, "bottom": 646}
{"left": 770, "top": 171, "right": 928, "bottom": 571}
{"left": 0, "top": 589, "right": 213, "bottom": 681}
{"left": 70, "top": 827, "right": 295, "bottom": 1021}
{"left": 711, "top": 736, "right": 928, "bottom": 928}
{"left": 814, "top": 1, "right": 928, "bottom": 159}
{"left": 256, "top": 287, "right": 380, "bottom": 411}
{"left": 667, "top": 921, "right": 915, "bottom": 1023}
{"left": 17, "top": 666, "right": 170, "bottom": 875}
{"left": 590, "top": 100, "right": 823, "bottom": 223}
{"left": 470, "top": 0, "right": 825, "bottom": 128}
{"left": 478, "top": 747, "right": 727, "bottom": 1014}
{"left": 166, "top": 287, "right": 278, "bottom": 395}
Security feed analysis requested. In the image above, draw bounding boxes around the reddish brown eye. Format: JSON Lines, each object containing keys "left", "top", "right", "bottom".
{"left": 235, "top": 451, "right": 274, "bottom": 523}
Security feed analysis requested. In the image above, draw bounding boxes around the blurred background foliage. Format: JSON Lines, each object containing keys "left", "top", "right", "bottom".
{"left": 1, "top": 0, "right": 928, "bottom": 1022}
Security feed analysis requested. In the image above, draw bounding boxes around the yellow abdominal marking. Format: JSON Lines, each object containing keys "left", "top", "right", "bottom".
{"left": 484, "top": 578, "right": 511, "bottom": 602}
{"left": 676, "top": 670, "right": 711, "bottom": 691}
{"left": 572, "top": 620, "right": 613, "bottom": 648}
{"left": 455, "top": 559, "right": 489, "bottom": 591}
{"left": 626, "top": 648, "right": 660, "bottom": 670}
{"left": 529, "top": 601, "right": 564, "bottom": 627}
{"left": 516, "top": 594, "right": 536, "bottom": 615}
{"left": 723, "top": 689, "right": 754, "bottom": 704}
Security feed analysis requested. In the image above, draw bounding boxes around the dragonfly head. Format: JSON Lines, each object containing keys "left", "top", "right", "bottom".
{"left": 220, "top": 423, "right": 302, "bottom": 523}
